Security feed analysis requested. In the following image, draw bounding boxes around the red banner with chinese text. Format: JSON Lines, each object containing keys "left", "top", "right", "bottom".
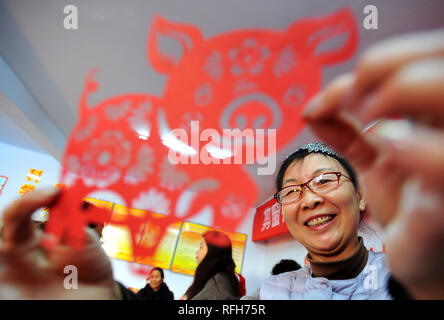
{"left": 252, "top": 197, "right": 289, "bottom": 241}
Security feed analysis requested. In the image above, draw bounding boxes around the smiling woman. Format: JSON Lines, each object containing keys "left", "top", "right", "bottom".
{"left": 136, "top": 267, "right": 174, "bottom": 300}
{"left": 276, "top": 143, "right": 364, "bottom": 263}
{"left": 246, "top": 142, "right": 411, "bottom": 300}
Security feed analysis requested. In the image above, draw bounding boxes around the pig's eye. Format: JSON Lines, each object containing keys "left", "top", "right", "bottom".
{"left": 195, "top": 83, "right": 213, "bottom": 106}
{"left": 283, "top": 85, "right": 305, "bottom": 108}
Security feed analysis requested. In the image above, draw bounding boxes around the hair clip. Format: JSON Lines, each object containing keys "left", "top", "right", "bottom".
{"left": 297, "top": 142, "right": 341, "bottom": 158}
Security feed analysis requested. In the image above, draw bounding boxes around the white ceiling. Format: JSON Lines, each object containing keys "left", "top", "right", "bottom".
{"left": 0, "top": 101, "right": 48, "bottom": 154}
{"left": 1, "top": 0, "right": 443, "bottom": 205}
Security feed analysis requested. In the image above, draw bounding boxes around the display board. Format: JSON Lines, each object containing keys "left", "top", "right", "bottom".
{"left": 91, "top": 201, "right": 247, "bottom": 275}
{"left": 171, "top": 222, "right": 247, "bottom": 276}
{"left": 134, "top": 219, "right": 182, "bottom": 269}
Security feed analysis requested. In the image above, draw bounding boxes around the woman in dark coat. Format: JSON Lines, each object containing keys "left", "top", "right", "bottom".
{"left": 136, "top": 267, "right": 174, "bottom": 300}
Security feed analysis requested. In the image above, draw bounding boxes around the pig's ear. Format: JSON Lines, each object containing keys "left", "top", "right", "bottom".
{"left": 147, "top": 15, "right": 204, "bottom": 74}
{"left": 288, "top": 8, "right": 358, "bottom": 65}
{"left": 79, "top": 68, "right": 100, "bottom": 118}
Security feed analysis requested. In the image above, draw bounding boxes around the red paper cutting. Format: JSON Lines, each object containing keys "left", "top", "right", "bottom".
{"left": 149, "top": 8, "right": 358, "bottom": 157}
{"left": 46, "top": 8, "right": 358, "bottom": 258}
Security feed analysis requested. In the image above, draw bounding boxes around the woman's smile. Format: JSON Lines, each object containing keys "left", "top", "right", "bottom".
{"left": 304, "top": 214, "right": 337, "bottom": 230}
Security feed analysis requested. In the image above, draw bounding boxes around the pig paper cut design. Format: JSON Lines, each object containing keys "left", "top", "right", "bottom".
{"left": 47, "top": 8, "right": 358, "bottom": 258}
{"left": 47, "top": 70, "right": 257, "bottom": 257}
{"left": 148, "top": 8, "right": 358, "bottom": 157}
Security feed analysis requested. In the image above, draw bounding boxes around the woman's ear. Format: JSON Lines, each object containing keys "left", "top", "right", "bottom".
{"left": 359, "top": 198, "right": 366, "bottom": 212}
{"left": 357, "top": 189, "right": 366, "bottom": 212}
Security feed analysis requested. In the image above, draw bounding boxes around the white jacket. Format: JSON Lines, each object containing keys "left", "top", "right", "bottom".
{"left": 253, "top": 251, "right": 393, "bottom": 300}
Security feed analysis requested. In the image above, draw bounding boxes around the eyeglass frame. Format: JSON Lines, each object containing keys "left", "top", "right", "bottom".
{"left": 273, "top": 171, "right": 351, "bottom": 204}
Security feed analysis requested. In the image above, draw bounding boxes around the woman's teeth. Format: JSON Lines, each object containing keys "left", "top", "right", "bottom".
{"left": 307, "top": 215, "right": 334, "bottom": 227}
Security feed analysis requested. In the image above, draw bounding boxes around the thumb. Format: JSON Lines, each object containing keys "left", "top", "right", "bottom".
{"left": 2, "top": 188, "right": 60, "bottom": 247}
{"left": 45, "top": 227, "right": 114, "bottom": 283}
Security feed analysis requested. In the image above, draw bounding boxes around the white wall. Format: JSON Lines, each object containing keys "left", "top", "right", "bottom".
{"left": 0, "top": 56, "right": 65, "bottom": 160}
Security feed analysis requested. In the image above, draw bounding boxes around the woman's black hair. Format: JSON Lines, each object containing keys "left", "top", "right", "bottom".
{"left": 151, "top": 267, "right": 165, "bottom": 279}
{"left": 276, "top": 142, "right": 359, "bottom": 192}
{"left": 271, "top": 259, "right": 301, "bottom": 275}
{"left": 184, "top": 231, "right": 240, "bottom": 300}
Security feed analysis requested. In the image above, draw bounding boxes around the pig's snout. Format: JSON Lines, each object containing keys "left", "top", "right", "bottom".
{"left": 220, "top": 93, "right": 282, "bottom": 130}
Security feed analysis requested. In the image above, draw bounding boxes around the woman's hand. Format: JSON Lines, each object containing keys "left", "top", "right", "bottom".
{"left": 0, "top": 188, "right": 119, "bottom": 299}
{"left": 303, "top": 29, "right": 444, "bottom": 299}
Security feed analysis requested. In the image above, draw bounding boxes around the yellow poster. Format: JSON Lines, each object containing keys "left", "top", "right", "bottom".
{"left": 170, "top": 222, "right": 246, "bottom": 276}
{"left": 102, "top": 205, "right": 181, "bottom": 269}
{"left": 84, "top": 197, "right": 114, "bottom": 210}
{"left": 102, "top": 223, "right": 134, "bottom": 262}
{"left": 102, "top": 204, "right": 135, "bottom": 262}
{"left": 101, "top": 205, "right": 246, "bottom": 275}
{"left": 134, "top": 220, "right": 182, "bottom": 269}
{"left": 170, "top": 223, "right": 212, "bottom": 275}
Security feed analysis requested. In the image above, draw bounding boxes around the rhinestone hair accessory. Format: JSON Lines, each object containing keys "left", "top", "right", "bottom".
{"left": 295, "top": 142, "right": 341, "bottom": 158}
{"left": 277, "top": 141, "right": 358, "bottom": 192}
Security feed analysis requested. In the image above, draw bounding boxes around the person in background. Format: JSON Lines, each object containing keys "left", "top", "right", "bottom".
{"left": 271, "top": 259, "right": 301, "bottom": 276}
{"left": 242, "top": 258, "right": 301, "bottom": 299}
{"left": 136, "top": 267, "right": 174, "bottom": 300}
{"left": 182, "top": 230, "right": 240, "bottom": 300}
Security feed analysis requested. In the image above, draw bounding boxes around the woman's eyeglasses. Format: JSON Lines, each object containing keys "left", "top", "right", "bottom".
{"left": 274, "top": 172, "right": 351, "bottom": 204}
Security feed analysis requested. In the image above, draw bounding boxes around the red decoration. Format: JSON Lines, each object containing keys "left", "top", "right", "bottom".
{"left": 203, "top": 230, "right": 232, "bottom": 248}
{"left": 252, "top": 197, "right": 289, "bottom": 242}
{"left": 149, "top": 8, "right": 358, "bottom": 156}
{"left": 46, "top": 8, "right": 358, "bottom": 258}
{"left": 128, "top": 263, "right": 154, "bottom": 278}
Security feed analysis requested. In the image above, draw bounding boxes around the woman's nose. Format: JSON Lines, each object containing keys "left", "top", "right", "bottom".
{"left": 300, "top": 186, "right": 323, "bottom": 210}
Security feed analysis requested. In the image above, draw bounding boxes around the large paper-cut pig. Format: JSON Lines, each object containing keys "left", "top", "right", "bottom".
{"left": 46, "top": 8, "right": 358, "bottom": 257}
{"left": 47, "top": 69, "right": 257, "bottom": 257}
{"left": 148, "top": 8, "right": 357, "bottom": 158}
